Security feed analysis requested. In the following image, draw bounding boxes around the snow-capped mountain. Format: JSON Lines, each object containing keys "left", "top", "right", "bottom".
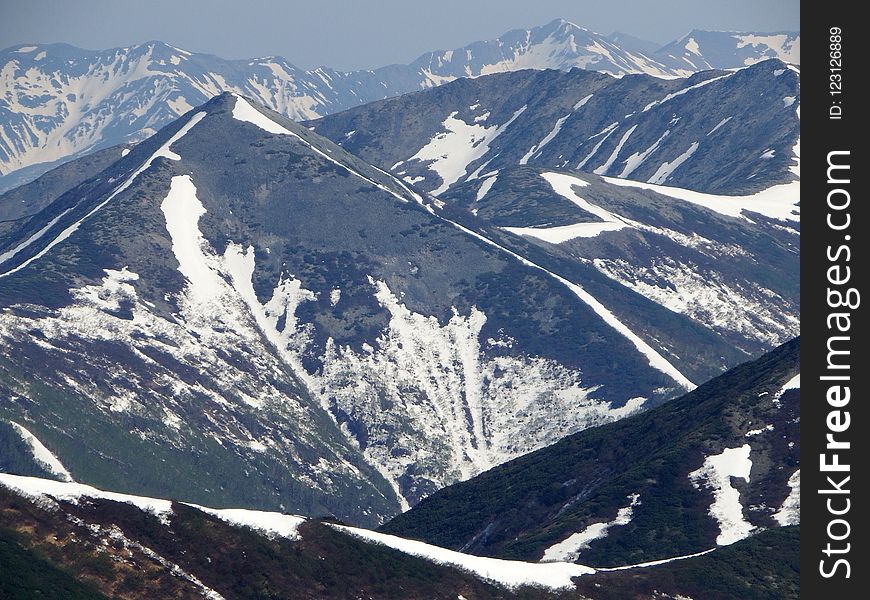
{"left": 310, "top": 59, "right": 800, "bottom": 196}
{"left": 308, "top": 60, "right": 800, "bottom": 356}
{"left": 657, "top": 30, "right": 800, "bottom": 72}
{"left": 2, "top": 94, "right": 758, "bottom": 521}
{"left": 0, "top": 19, "right": 799, "bottom": 191}
{"left": 384, "top": 338, "right": 800, "bottom": 568}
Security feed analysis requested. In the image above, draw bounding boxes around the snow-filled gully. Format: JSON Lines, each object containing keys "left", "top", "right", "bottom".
{"left": 0, "top": 111, "right": 207, "bottom": 279}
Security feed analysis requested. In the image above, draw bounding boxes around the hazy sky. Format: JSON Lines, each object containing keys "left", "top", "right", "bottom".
{"left": 1, "top": 0, "right": 799, "bottom": 71}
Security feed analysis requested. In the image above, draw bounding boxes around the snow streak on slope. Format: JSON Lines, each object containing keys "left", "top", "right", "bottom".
{"left": 8, "top": 422, "right": 73, "bottom": 482}
{"left": 189, "top": 505, "right": 305, "bottom": 540}
{"left": 596, "top": 549, "right": 715, "bottom": 572}
{"left": 647, "top": 142, "right": 699, "bottom": 184}
{"left": 503, "top": 172, "right": 628, "bottom": 242}
{"left": 0, "top": 111, "right": 207, "bottom": 279}
{"left": 475, "top": 174, "right": 498, "bottom": 202}
{"left": 409, "top": 106, "right": 526, "bottom": 195}
{"left": 161, "top": 175, "right": 225, "bottom": 304}
{"left": 602, "top": 175, "right": 800, "bottom": 224}
{"left": 576, "top": 123, "right": 618, "bottom": 170}
{"left": 641, "top": 73, "right": 733, "bottom": 113}
{"left": 593, "top": 125, "right": 638, "bottom": 175}
{"left": 0, "top": 473, "right": 172, "bottom": 517}
{"left": 519, "top": 113, "right": 571, "bottom": 165}
{"left": 773, "top": 469, "right": 800, "bottom": 526}
{"left": 541, "top": 493, "right": 640, "bottom": 562}
{"left": 689, "top": 445, "right": 754, "bottom": 545}
{"left": 332, "top": 523, "right": 595, "bottom": 590}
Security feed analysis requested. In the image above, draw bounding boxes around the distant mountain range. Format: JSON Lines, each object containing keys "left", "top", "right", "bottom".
{"left": 0, "top": 19, "right": 799, "bottom": 191}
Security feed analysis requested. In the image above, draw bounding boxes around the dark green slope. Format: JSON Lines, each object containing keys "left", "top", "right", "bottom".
{"left": 0, "top": 482, "right": 798, "bottom": 600}
{"left": 574, "top": 526, "right": 799, "bottom": 600}
{"left": 382, "top": 339, "right": 800, "bottom": 566}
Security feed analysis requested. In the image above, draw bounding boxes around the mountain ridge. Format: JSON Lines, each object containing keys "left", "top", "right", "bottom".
{"left": 1, "top": 19, "right": 798, "bottom": 190}
{"left": 1, "top": 93, "right": 739, "bottom": 520}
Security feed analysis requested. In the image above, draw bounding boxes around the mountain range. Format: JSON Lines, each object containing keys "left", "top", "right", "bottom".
{"left": 0, "top": 64, "right": 800, "bottom": 516}
{"left": 0, "top": 16, "right": 800, "bottom": 597}
{"left": 0, "top": 19, "right": 799, "bottom": 191}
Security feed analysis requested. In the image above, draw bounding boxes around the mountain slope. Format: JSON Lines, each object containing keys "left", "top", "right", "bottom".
{"left": 0, "top": 474, "right": 799, "bottom": 599}
{"left": 572, "top": 526, "right": 799, "bottom": 600}
{"left": 0, "top": 144, "right": 134, "bottom": 224}
{"left": 657, "top": 30, "right": 800, "bottom": 71}
{"left": 439, "top": 166, "right": 799, "bottom": 355}
{"left": 0, "top": 94, "right": 743, "bottom": 518}
{"left": 0, "top": 20, "right": 799, "bottom": 189}
{"left": 309, "top": 59, "right": 800, "bottom": 196}
{"left": 382, "top": 339, "right": 800, "bottom": 566}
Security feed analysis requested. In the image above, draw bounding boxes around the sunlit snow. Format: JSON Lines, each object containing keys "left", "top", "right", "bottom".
{"left": 8, "top": 422, "right": 73, "bottom": 482}
{"left": 689, "top": 444, "right": 754, "bottom": 545}
{"left": 541, "top": 493, "right": 640, "bottom": 562}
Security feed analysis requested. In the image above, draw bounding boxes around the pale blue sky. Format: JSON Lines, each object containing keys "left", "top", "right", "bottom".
{"left": 0, "top": 0, "right": 799, "bottom": 70}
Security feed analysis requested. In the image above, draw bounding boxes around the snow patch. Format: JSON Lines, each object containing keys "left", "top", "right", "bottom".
{"left": 475, "top": 174, "right": 498, "bottom": 202}
{"left": 409, "top": 106, "right": 526, "bottom": 195}
{"left": 330, "top": 288, "right": 341, "bottom": 307}
{"left": 745, "top": 424, "right": 774, "bottom": 437}
{"left": 773, "top": 469, "right": 800, "bottom": 526}
{"left": 689, "top": 445, "right": 754, "bottom": 545}
{"left": 573, "top": 94, "right": 593, "bottom": 110}
{"left": 8, "top": 422, "right": 73, "bottom": 482}
{"left": 189, "top": 505, "right": 305, "bottom": 540}
{"left": 647, "top": 142, "right": 699, "bottom": 184}
{"left": 541, "top": 494, "right": 640, "bottom": 562}
{"left": 781, "top": 374, "right": 800, "bottom": 391}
